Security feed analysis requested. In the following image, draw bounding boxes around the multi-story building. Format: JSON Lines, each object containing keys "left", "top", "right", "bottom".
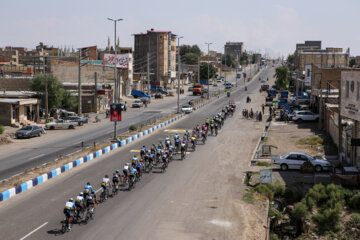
{"left": 295, "top": 41, "right": 321, "bottom": 53}
{"left": 224, "top": 42, "right": 243, "bottom": 60}
{"left": 134, "top": 29, "right": 177, "bottom": 88}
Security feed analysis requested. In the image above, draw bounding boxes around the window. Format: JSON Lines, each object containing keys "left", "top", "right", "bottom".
{"left": 346, "top": 81, "right": 350, "bottom": 98}
{"left": 286, "top": 154, "right": 297, "bottom": 160}
{"left": 307, "top": 69, "right": 310, "bottom": 77}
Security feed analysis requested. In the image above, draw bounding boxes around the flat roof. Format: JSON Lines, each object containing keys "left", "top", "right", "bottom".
{"left": 0, "top": 98, "right": 38, "bottom": 104}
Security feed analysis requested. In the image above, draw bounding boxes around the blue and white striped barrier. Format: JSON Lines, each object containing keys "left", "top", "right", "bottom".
{"left": 0, "top": 92, "right": 222, "bottom": 202}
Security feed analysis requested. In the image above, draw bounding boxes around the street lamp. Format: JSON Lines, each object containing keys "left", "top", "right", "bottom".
{"left": 205, "top": 42, "right": 212, "bottom": 99}
{"left": 107, "top": 17, "right": 123, "bottom": 140}
{"left": 177, "top": 36, "right": 183, "bottom": 113}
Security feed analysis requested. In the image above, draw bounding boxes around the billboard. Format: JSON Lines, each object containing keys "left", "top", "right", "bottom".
{"left": 304, "top": 64, "right": 312, "bottom": 87}
{"left": 110, "top": 103, "right": 122, "bottom": 122}
{"left": 341, "top": 71, "right": 360, "bottom": 121}
{"left": 104, "top": 54, "right": 129, "bottom": 68}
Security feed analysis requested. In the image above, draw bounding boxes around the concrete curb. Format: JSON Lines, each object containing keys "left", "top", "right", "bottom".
{"left": 0, "top": 93, "right": 222, "bottom": 202}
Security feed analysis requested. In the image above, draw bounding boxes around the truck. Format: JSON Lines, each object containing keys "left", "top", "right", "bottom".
{"left": 45, "top": 119, "right": 76, "bottom": 130}
{"left": 193, "top": 83, "right": 204, "bottom": 96}
{"left": 131, "top": 89, "right": 151, "bottom": 99}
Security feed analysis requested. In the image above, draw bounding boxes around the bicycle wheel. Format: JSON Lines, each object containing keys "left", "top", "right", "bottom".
{"left": 61, "top": 220, "right": 67, "bottom": 233}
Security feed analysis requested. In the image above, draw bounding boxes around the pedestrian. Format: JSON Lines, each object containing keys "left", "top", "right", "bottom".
{"left": 262, "top": 104, "right": 265, "bottom": 114}
{"left": 242, "top": 109, "right": 245, "bottom": 118}
{"left": 259, "top": 112, "right": 262, "bottom": 121}
{"left": 284, "top": 112, "right": 288, "bottom": 123}
{"left": 255, "top": 111, "right": 259, "bottom": 121}
{"left": 124, "top": 101, "right": 127, "bottom": 111}
{"left": 269, "top": 107, "right": 272, "bottom": 116}
{"left": 250, "top": 108, "right": 253, "bottom": 119}
{"left": 145, "top": 102, "right": 148, "bottom": 108}
{"left": 106, "top": 109, "right": 109, "bottom": 118}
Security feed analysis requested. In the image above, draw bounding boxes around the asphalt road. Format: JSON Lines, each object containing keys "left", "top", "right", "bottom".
{"left": 0, "top": 66, "right": 256, "bottom": 181}
{"left": 0, "top": 64, "right": 272, "bottom": 240}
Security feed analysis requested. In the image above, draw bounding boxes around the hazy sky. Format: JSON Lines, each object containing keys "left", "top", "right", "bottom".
{"left": 1, "top": 0, "right": 359, "bottom": 58}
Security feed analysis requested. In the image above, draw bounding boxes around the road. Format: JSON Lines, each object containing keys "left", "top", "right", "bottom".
{"left": 0, "top": 65, "right": 256, "bottom": 181}
{"left": 0, "top": 64, "right": 272, "bottom": 240}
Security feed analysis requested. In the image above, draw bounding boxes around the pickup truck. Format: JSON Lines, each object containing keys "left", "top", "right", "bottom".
{"left": 131, "top": 90, "right": 151, "bottom": 99}
{"left": 45, "top": 119, "right": 76, "bottom": 130}
{"left": 193, "top": 84, "right": 204, "bottom": 96}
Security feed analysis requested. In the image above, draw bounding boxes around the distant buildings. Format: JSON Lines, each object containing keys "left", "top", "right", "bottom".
{"left": 134, "top": 29, "right": 177, "bottom": 88}
{"left": 224, "top": 42, "right": 243, "bottom": 60}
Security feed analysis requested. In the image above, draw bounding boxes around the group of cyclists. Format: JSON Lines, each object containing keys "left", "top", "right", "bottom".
{"left": 62, "top": 101, "right": 236, "bottom": 232}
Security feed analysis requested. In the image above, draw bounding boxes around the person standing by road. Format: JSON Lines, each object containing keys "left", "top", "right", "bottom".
{"left": 262, "top": 104, "right": 265, "bottom": 114}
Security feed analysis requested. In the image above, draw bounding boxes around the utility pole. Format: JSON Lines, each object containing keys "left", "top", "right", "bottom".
{"left": 44, "top": 56, "right": 48, "bottom": 121}
{"left": 94, "top": 72, "right": 98, "bottom": 113}
{"left": 147, "top": 36, "right": 151, "bottom": 93}
{"left": 338, "top": 81, "right": 342, "bottom": 164}
{"left": 177, "top": 36, "right": 183, "bottom": 113}
{"left": 224, "top": 45, "right": 227, "bottom": 84}
{"left": 318, "top": 73, "right": 323, "bottom": 130}
{"left": 78, "top": 49, "right": 82, "bottom": 115}
{"left": 197, "top": 56, "right": 200, "bottom": 83}
{"left": 205, "top": 42, "right": 212, "bottom": 99}
{"left": 108, "top": 17, "right": 123, "bottom": 140}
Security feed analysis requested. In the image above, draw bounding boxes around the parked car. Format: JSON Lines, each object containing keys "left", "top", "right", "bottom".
{"left": 203, "top": 88, "right": 209, "bottom": 93}
{"left": 132, "top": 99, "right": 144, "bottom": 108}
{"left": 288, "top": 97, "right": 310, "bottom": 105}
{"left": 188, "top": 86, "right": 193, "bottom": 92}
{"left": 273, "top": 152, "right": 331, "bottom": 172}
{"left": 15, "top": 125, "right": 43, "bottom": 138}
{"left": 45, "top": 119, "right": 76, "bottom": 130}
{"left": 154, "top": 93, "right": 163, "bottom": 99}
{"left": 292, "top": 110, "right": 319, "bottom": 122}
{"left": 181, "top": 105, "right": 193, "bottom": 114}
{"left": 63, "top": 116, "right": 88, "bottom": 126}
{"left": 213, "top": 82, "right": 218, "bottom": 87}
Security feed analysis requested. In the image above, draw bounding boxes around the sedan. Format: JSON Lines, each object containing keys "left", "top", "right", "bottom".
{"left": 292, "top": 110, "right": 319, "bottom": 122}
{"left": 132, "top": 100, "right": 144, "bottom": 108}
{"left": 154, "top": 93, "right": 163, "bottom": 99}
{"left": 181, "top": 105, "right": 193, "bottom": 114}
{"left": 273, "top": 152, "right": 331, "bottom": 172}
{"left": 15, "top": 125, "right": 43, "bottom": 139}
{"left": 188, "top": 86, "right": 193, "bottom": 92}
{"left": 63, "top": 116, "right": 88, "bottom": 126}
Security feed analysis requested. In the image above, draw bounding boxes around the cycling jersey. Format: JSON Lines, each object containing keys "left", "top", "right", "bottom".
{"left": 65, "top": 201, "right": 75, "bottom": 209}
{"left": 84, "top": 184, "right": 94, "bottom": 193}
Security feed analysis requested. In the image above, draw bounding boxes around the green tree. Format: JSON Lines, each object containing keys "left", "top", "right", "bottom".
{"left": 240, "top": 52, "right": 249, "bottom": 66}
{"left": 200, "top": 62, "right": 216, "bottom": 80}
{"left": 179, "top": 45, "right": 202, "bottom": 65}
{"left": 30, "top": 74, "right": 76, "bottom": 110}
{"left": 287, "top": 54, "right": 296, "bottom": 65}
{"left": 350, "top": 58, "right": 356, "bottom": 68}
{"left": 274, "top": 66, "right": 289, "bottom": 89}
{"left": 222, "top": 54, "right": 236, "bottom": 68}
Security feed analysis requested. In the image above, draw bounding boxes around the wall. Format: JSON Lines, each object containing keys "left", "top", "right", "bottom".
{"left": 0, "top": 78, "right": 31, "bottom": 91}
{"left": 341, "top": 71, "right": 360, "bottom": 121}
{"left": 0, "top": 103, "right": 11, "bottom": 125}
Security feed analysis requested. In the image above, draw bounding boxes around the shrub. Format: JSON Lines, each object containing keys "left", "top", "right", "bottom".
{"left": 312, "top": 203, "right": 342, "bottom": 234}
{"left": 254, "top": 184, "right": 274, "bottom": 200}
{"left": 269, "top": 207, "right": 282, "bottom": 220}
{"left": 349, "top": 192, "right": 360, "bottom": 210}
{"left": 269, "top": 181, "right": 286, "bottom": 198}
{"left": 269, "top": 232, "right": 280, "bottom": 240}
{"left": 292, "top": 202, "right": 308, "bottom": 220}
{"left": 350, "top": 213, "right": 360, "bottom": 229}
{"left": 284, "top": 185, "right": 303, "bottom": 203}
{"left": 129, "top": 125, "right": 137, "bottom": 131}
{"left": 0, "top": 125, "right": 3, "bottom": 134}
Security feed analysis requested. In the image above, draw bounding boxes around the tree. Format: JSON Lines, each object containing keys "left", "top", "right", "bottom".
{"left": 222, "top": 54, "right": 236, "bottom": 68}
{"left": 240, "top": 52, "right": 249, "bottom": 66}
{"left": 30, "top": 74, "right": 76, "bottom": 110}
{"left": 179, "top": 45, "right": 202, "bottom": 65}
{"left": 287, "top": 54, "right": 295, "bottom": 65}
{"left": 200, "top": 63, "right": 216, "bottom": 80}
{"left": 350, "top": 58, "right": 356, "bottom": 68}
{"left": 274, "top": 66, "right": 289, "bottom": 89}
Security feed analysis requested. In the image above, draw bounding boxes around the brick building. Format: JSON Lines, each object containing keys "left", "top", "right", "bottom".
{"left": 224, "top": 42, "right": 243, "bottom": 60}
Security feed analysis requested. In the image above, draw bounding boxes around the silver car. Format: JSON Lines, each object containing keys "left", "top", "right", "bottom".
{"left": 273, "top": 152, "right": 331, "bottom": 172}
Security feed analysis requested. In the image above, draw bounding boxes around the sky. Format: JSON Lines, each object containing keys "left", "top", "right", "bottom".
{"left": 1, "top": 0, "right": 359, "bottom": 58}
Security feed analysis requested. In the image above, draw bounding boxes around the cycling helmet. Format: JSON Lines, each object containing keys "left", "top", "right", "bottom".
{"left": 105, "top": 174, "right": 109, "bottom": 178}
{"left": 88, "top": 196, "right": 92, "bottom": 200}
{"left": 140, "top": 159, "right": 143, "bottom": 162}
{"left": 87, "top": 182, "right": 91, "bottom": 185}
{"left": 69, "top": 198, "right": 74, "bottom": 202}
{"left": 116, "top": 169, "right": 120, "bottom": 173}
{"left": 79, "top": 192, "right": 83, "bottom": 196}
{"left": 143, "top": 145, "right": 145, "bottom": 148}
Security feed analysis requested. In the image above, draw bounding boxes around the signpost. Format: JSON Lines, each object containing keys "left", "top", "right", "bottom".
{"left": 260, "top": 169, "right": 272, "bottom": 184}
{"left": 110, "top": 103, "right": 122, "bottom": 122}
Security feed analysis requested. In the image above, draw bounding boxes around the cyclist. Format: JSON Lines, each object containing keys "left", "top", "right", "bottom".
{"left": 195, "top": 124, "right": 201, "bottom": 137}
{"left": 210, "top": 119, "right": 215, "bottom": 135}
{"left": 84, "top": 182, "right": 94, "bottom": 199}
{"left": 85, "top": 195, "right": 95, "bottom": 215}
{"left": 165, "top": 136, "right": 171, "bottom": 148}
{"left": 150, "top": 144, "right": 156, "bottom": 154}
{"left": 173, "top": 133, "right": 180, "bottom": 142}
{"left": 123, "top": 163, "right": 130, "bottom": 182}
{"left": 90, "top": 189, "right": 98, "bottom": 204}
{"left": 148, "top": 150, "right": 155, "bottom": 166}
{"left": 140, "top": 146, "right": 147, "bottom": 158}
{"left": 64, "top": 198, "right": 75, "bottom": 230}
{"left": 112, "top": 170, "right": 120, "bottom": 190}
{"left": 158, "top": 141, "right": 163, "bottom": 150}
{"left": 101, "top": 174, "right": 111, "bottom": 200}
{"left": 184, "top": 130, "right": 190, "bottom": 138}
{"left": 131, "top": 155, "right": 139, "bottom": 168}
{"left": 75, "top": 192, "right": 85, "bottom": 219}
{"left": 130, "top": 166, "right": 138, "bottom": 181}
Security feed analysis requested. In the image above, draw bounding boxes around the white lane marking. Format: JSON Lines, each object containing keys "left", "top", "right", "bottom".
{"left": 19, "top": 222, "right": 48, "bottom": 240}
{"left": 29, "top": 154, "right": 45, "bottom": 160}
{"left": 95, "top": 187, "right": 102, "bottom": 193}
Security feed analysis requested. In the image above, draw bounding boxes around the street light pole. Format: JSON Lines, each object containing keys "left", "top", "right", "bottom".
{"left": 205, "top": 42, "right": 212, "bottom": 99}
{"left": 108, "top": 17, "right": 123, "bottom": 140}
{"left": 177, "top": 36, "right": 183, "bottom": 113}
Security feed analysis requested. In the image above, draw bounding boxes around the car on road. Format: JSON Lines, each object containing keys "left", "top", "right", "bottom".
{"left": 132, "top": 99, "right": 144, "bottom": 108}
{"left": 213, "top": 82, "right": 218, "bottom": 87}
{"left": 45, "top": 119, "right": 76, "bottom": 130}
{"left": 154, "top": 93, "right": 163, "bottom": 99}
{"left": 225, "top": 83, "right": 233, "bottom": 89}
{"left": 181, "top": 105, "right": 193, "bottom": 114}
{"left": 292, "top": 110, "right": 319, "bottom": 122}
{"left": 260, "top": 78, "right": 266, "bottom": 83}
{"left": 288, "top": 96, "right": 310, "bottom": 105}
{"left": 15, "top": 125, "right": 43, "bottom": 138}
{"left": 273, "top": 152, "right": 331, "bottom": 172}
{"left": 203, "top": 88, "right": 209, "bottom": 94}
{"left": 188, "top": 86, "right": 193, "bottom": 92}
{"left": 63, "top": 116, "right": 89, "bottom": 126}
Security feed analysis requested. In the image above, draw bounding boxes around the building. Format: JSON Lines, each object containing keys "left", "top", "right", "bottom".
{"left": 295, "top": 41, "right": 321, "bottom": 53}
{"left": 0, "top": 91, "right": 40, "bottom": 126}
{"left": 224, "top": 42, "right": 243, "bottom": 60}
{"left": 297, "top": 46, "right": 349, "bottom": 72}
{"left": 340, "top": 71, "right": 360, "bottom": 167}
{"left": 134, "top": 29, "right": 177, "bottom": 88}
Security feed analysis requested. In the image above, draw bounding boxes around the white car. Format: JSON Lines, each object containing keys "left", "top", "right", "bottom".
{"left": 292, "top": 110, "right": 319, "bottom": 122}
{"left": 273, "top": 152, "right": 331, "bottom": 172}
{"left": 181, "top": 105, "right": 193, "bottom": 114}
{"left": 45, "top": 119, "right": 76, "bottom": 130}
{"left": 132, "top": 99, "right": 144, "bottom": 108}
